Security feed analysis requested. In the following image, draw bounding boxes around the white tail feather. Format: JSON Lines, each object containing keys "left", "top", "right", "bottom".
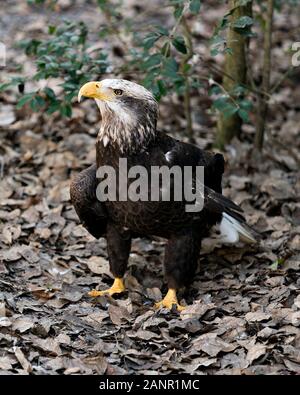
{"left": 220, "top": 212, "right": 256, "bottom": 244}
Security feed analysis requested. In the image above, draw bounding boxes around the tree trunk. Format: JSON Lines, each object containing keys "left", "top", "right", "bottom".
{"left": 216, "top": 0, "right": 252, "bottom": 149}
{"left": 255, "top": 0, "right": 274, "bottom": 151}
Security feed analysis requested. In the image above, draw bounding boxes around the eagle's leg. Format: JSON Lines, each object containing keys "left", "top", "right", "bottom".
{"left": 88, "top": 278, "right": 125, "bottom": 297}
{"left": 156, "top": 230, "right": 201, "bottom": 312}
{"left": 89, "top": 223, "right": 131, "bottom": 297}
{"left": 155, "top": 289, "right": 185, "bottom": 312}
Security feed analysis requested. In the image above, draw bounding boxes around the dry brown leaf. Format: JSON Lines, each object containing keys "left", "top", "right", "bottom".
{"left": 0, "top": 356, "right": 13, "bottom": 370}
{"left": 14, "top": 347, "right": 32, "bottom": 373}
{"left": 192, "top": 333, "right": 236, "bottom": 357}
{"left": 12, "top": 317, "right": 35, "bottom": 333}
{"left": 246, "top": 343, "right": 267, "bottom": 364}
{"left": 34, "top": 338, "right": 62, "bottom": 356}
{"left": 28, "top": 285, "right": 56, "bottom": 300}
{"left": 0, "top": 302, "right": 6, "bottom": 317}
{"left": 86, "top": 256, "right": 112, "bottom": 277}
{"left": 134, "top": 329, "right": 160, "bottom": 341}
{"left": 180, "top": 300, "right": 215, "bottom": 320}
{"left": 0, "top": 317, "right": 12, "bottom": 327}
{"left": 0, "top": 104, "right": 16, "bottom": 126}
{"left": 108, "top": 305, "right": 131, "bottom": 326}
{"left": 245, "top": 311, "right": 271, "bottom": 322}
{"left": 84, "top": 311, "right": 109, "bottom": 325}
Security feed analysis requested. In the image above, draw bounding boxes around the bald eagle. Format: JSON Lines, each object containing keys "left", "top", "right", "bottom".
{"left": 70, "top": 79, "right": 257, "bottom": 311}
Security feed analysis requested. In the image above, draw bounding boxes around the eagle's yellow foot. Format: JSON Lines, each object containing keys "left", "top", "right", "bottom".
{"left": 88, "top": 278, "right": 125, "bottom": 297}
{"left": 155, "top": 289, "right": 185, "bottom": 312}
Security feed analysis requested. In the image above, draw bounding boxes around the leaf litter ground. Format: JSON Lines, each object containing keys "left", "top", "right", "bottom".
{"left": 0, "top": 0, "right": 299, "bottom": 375}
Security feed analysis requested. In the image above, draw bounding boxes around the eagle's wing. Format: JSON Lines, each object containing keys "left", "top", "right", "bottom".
{"left": 70, "top": 164, "right": 108, "bottom": 239}
{"left": 161, "top": 138, "right": 243, "bottom": 216}
{"left": 157, "top": 134, "right": 259, "bottom": 243}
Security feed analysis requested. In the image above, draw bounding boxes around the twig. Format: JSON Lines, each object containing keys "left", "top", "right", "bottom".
{"left": 207, "top": 62, "right": 271, "bottom": 98}
{"left": 209, "top": 78, "right": 240, "bottom": 109}
{"left": 160, "top": 3, "right": 190, "bottom": 62}
{"left": 270, "top": 66, "right": 293, "bottom": 94}
{"left": 180, "top": 16, "right": 194, "bottom": 140}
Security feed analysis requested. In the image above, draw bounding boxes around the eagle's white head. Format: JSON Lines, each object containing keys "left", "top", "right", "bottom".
{"left": 78, "top": 79, "right": 158, "bottom": 153}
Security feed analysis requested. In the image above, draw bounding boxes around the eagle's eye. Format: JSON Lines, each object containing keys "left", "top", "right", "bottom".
{"left": 113, "top": 89, "right": 123, "bottom": 96}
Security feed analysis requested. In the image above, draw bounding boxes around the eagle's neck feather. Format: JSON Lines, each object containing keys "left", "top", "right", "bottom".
{"left": 96, "top": 99, "right": 158, "bottom": 154}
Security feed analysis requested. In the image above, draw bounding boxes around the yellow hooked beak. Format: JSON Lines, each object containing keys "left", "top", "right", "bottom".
{"left": 78, "top": 81, "right": 110, "bottom": 102}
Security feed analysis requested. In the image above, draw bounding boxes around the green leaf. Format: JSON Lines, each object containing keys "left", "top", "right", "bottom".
{"left": 174, "top": 5, "right": 184, "bottom": 19}
{"left": 43, "top": 87, "right": 56, "bottom": 100}
{"left": 141, "top": 53, "right": 162, "bottom": 70}
{"left": 189, "top": 0, "right": 201, "bottom": 14}
{"left": 153, "top": 25, "right": 169, "bottom": 36}
{"left": 182, "top": 63, "right": 191, "bottom": 73}
{"left": 142, "top": 73, "right": 156, "bottom": 89}
{"left": 210, "top": 35, "right": 226, "bottom": 56}
{"left": 97, "top": 0, "right": 107, "bottom": 7}
{"left": 211, "top": 35, "right": 226, "bottom": 46}
{"left": 48, "top": 25, "right": 56, "bottom": 34}
{"left": 225, "top": 47, "right": 233, "bottom": 55}
{"left": 213, "top": 96, "right": 230, "bottom": 111}
{"left": 232, "top": 85, "right": 246, "bottom": 96}
{"left": 65, "top": 91, "right": 77, "bottom": 102}
{"left": 210, "top": 48, "right": 219, "bottom": 57}
{"left": 223, "top": 105, "right": 238, "bottom": 119}
{"left": 46, "top": 100, "right": 61, "bottom": 114}
{"left": 0, "top": 82, "right": 14, "bottom": 92}
{"left": 162, "top": 57, "right": 178, "bottom": 78}
{"left": 150, "top": 83, "right": 161, "bottom": 101}
{"left": 238, "top": 108, "right": 249, "bottom": 122}
{"left": 270, "top": 258, "right": 285, "bottom": 271}
{"left": 240, "top": 99, "right": 252, "bottom": 111}
{"left": 16, "top": 93, "right": 35, "bottom": 109}
{"left": 143, "top": 33, "right": 160, "bottom": 50}
{"left": 209, "top": 85, "right": 222, "bottom": 95}
{"left": 172, "top": 36, "right": 187, "bottom": 54}
{"left": 213, "top": 97, "right": 238, "bottom": 118}
{"left": 157, "top": 79, "right": 167, "bottom": 96}
{"left": 30, "top": 95, "right": 45, "bottom": 111}
{"left": 61, "top": 81, "right": 79, "bottom": 91}
{"left": 190, "top": 77, "right": 203, "bottom": 89}
{"left": 60, "top": 103, "right": 72, "bottom": 117}
{"left": 233, "top": 16, "right": 253, "bottom": 29}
